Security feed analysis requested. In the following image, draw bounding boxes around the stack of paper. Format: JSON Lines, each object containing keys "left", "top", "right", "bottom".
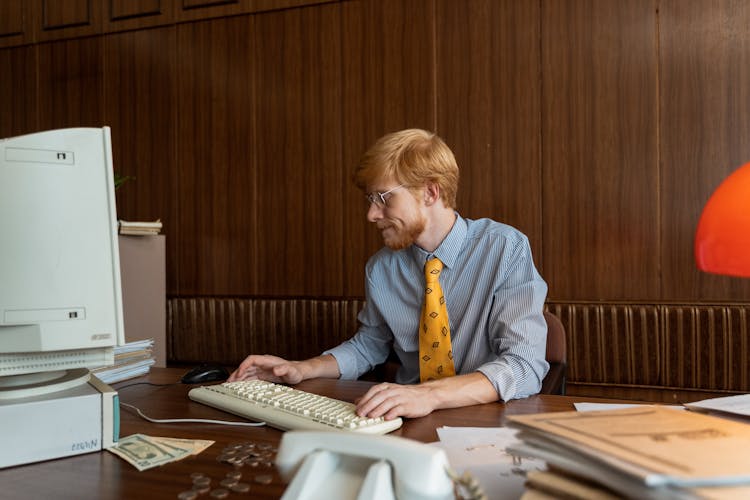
{"left": 119, "top": 219, "right": 162, "bottom": 236}
{"left": 506, "top": 406, "right": 750, "bottom": 499}
{"left": 90, "top": 339, "right": 155, "bottom": 384}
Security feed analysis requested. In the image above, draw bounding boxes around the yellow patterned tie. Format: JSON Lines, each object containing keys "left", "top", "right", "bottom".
{"left": 419, "top": 258, "right": 456, "bottom": 382}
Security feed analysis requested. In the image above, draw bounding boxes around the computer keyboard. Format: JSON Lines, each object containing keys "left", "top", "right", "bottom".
{"left": 188, "top": 380, "right": 403, "bottom": 434}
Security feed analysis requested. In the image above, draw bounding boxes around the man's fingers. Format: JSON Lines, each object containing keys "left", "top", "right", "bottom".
{"left": 357, "top": 384, "right": 399, "bottom": 418}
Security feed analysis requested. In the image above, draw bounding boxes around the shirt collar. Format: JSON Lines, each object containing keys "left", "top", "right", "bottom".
{"left": 410, "top": 212, "right": 467, "bottom": 270}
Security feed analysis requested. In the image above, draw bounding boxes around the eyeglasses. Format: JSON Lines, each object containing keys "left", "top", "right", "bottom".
{"left": 365, "top": 184, "right": 407, "bottom": 208}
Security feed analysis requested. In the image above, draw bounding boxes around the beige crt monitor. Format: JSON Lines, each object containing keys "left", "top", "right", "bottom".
{"left": 0, "top": 127, "right": 125, "bottom": 399}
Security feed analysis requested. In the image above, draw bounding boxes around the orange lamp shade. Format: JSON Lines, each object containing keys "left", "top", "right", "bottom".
{"left": 695, "top": 161, "right": 750, "bottom": 278}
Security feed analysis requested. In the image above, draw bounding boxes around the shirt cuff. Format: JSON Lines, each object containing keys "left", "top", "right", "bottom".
{"left": 322, "top": 344, "right": 360, "bottom": 380}
{"left": 477, "top": 363, "right": 518, "bottom": 402}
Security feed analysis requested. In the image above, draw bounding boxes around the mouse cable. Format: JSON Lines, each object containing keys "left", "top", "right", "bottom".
{"left": 120, "top": 402, "right": 267, "bottom": 427}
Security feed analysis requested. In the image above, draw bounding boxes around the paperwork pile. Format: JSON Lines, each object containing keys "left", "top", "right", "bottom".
{"left": 506, "top": 406, "right": 750, "bottom": 499}
{"left": 90, "top": 339, "right": 155, "bottom": 384}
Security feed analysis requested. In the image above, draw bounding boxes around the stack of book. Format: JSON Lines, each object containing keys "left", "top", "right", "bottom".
{"left": 90, "top": 339, "right": 155, "bottom": 384}
{"left": 506, "top": 404, "right": 750, "bottom": 499}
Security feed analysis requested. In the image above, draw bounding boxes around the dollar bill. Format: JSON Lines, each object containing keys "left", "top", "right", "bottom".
{"left": 108, "top": 434, "right": 195, "bottom": 471}
{"left": 150, "top": 436, "right": 214, "bottom": 456}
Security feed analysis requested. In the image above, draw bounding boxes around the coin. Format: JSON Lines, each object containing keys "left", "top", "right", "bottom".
{"left": 219, "top": 478, "right": 237, "bottom": 488}
{"left": 190, "top": 472, "right": 206, "bottom": 480}
{"left": 231, "top": 482, "right": 251, "bottom": 493}
{"left": 193, "top": 476, "right": 211, "bottom": 487}
{"left": 192, "top": 485, "right": 210, "bottom": 495}
{"left": 254, "top": 474, "right": 273, "bottom": 485}
{"left": 209, "top": 488, "right": 229, "bottom": 499}
{"left": 178, "top": 491, "right": 198, "bottom": 500}
{"left": 226, "top": 471, "right": 242, "bottom": 480}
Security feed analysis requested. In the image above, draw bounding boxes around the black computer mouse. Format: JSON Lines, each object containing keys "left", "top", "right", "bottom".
{"left": 181, "top": 363, "right": 230, "bottom": 384}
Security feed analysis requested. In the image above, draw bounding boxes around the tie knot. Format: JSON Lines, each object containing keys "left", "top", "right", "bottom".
{"left": 424, "top": 258, "right": 443, "bottom": 283}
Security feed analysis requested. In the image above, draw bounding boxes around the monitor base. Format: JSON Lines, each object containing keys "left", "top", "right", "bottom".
{"left": 0, "top": 368, "right": 90, "bottom": 400}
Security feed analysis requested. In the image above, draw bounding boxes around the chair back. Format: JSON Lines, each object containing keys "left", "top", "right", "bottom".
{"left": 541, "top": 311, "right": 568, "bottom": 395}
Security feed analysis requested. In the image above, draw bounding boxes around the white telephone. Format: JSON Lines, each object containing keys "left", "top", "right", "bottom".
{"left": 275, "top": 431, "right": 454, "bottom": 500}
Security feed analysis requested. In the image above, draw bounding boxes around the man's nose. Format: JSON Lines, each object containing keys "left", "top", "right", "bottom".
{"left": 367, "top": 202, "right": 383, "bottom": 222}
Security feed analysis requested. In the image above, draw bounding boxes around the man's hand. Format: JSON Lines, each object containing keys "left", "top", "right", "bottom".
{"left": 228, "top": 354, "right": 305, "bottom": 384}
{"left": 355, "top": 383, "right": 439, "bottom": 419}
{"left": 228, "top": 354, "right": 341, "bottom": 384}
{"left": 355, "top": 372, "right": 499, "bottom": 420}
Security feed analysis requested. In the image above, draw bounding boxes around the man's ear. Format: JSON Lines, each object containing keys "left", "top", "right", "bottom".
{"left": 424, "top": 182, "right": 441, "bottom": 206}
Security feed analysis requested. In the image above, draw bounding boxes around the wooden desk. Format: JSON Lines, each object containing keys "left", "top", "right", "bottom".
{"left": 1, "top": 368, "right": 630, "bottom": 500}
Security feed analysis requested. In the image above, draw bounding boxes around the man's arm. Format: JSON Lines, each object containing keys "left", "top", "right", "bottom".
{"left": 354, "top": 371, "right": 498, "bottom": 420}
{"left": 476, "top": 233, "right": 549, "bottom": 401}
{"left": 228, "top": 353, "right": 340, "bottom": 384}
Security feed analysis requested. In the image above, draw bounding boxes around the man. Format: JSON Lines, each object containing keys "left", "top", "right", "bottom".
{"left": 229, "top": 129, "right": 548, "bottom": 420}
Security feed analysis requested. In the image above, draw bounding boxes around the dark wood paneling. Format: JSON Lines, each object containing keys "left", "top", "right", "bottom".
{"left": 0, "top": 45, "right": 38, "bottom": 137}
{"left": 659, "top": 0, "right": 750, "bottom": 301}
{"left": 168, "top": 297, "right": 364, "bottom": 364}
{"left": 177, "top": 0, "right": 337, "bottom": 22}
{"left": 104, "top": 27, "right": 177, "bottom": 285}
{"left": 175, "top": 16, "right": 256, "bottom": 296}
{"left": 169, "top": 297, "right": 750, "bottom": 396}
{"left": 541, "top": 0, "right": 659, "bottom": 301}
{"left": 254, "top": 4, "right": 343, "bottom": 296}
{"left": 183, "top": 0, "right": 241, "bottom": 8}
{"left": 3, "top": 0, "right": 341, "bottom": 46}
{"left": 4, "top": 0, "right": 750, "bottom": 311}
{"left": 662, "top": 305, "right": 750, "bottom": 390}
{"left": 104, "top": 0, "right": 175, "bottom": 32}
{"left": 37, "top": 36, "right": 104, "bottom": 129}
{"left": 547, "top": 302, "right": 661, "bottom": 386}
{"left": 548, "top": 301, "right": 750, "bottom": 393}
{"left": 340, "top": 0, "right": 436, "bottom": 296}
{"left": 0, "top": 0, "right": 24, "bottom": 37}
{"left": 0, "top": 0, "right": 35, "bottom": 48}
{"left": 249, "top": 0, "right": 338, "bottom": 12}
{"left": 38, "top": 0, "right": 102, "bottom": 41}
{"left": 110, "top": 0, "right": 169, "bottom": 19}
{"left": 436, "top": 0, "right": 542, "bottom": 265}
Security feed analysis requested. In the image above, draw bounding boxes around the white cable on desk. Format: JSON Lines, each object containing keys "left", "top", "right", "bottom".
{"left": 120, "top": 402, "right": 267, "bottom": 427}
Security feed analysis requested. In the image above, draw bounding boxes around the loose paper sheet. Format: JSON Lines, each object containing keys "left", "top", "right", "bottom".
{"left": 686, "top": 394, "right": 750, "bottom": 418}
{"left": 435, "top": 426, "right": 546, "bottom": 499}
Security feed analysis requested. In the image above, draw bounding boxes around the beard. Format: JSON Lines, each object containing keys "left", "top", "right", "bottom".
{"left": 378, "top": 214, "right": 426, "bottom": 250}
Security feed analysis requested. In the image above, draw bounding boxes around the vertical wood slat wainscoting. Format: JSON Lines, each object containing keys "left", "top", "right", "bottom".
{"left": 169, "top": 298, "right": 750, "bottom": 402}
{"left": 547, "top": 302, "right": 750, "bottom": 402}
{"left": 168, "top": 297, "right": 365, "bottom": 364}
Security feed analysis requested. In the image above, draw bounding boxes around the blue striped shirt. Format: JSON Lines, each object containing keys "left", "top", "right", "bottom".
{"left": 325, "top": 214, "right": 549, "bottom": 401}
